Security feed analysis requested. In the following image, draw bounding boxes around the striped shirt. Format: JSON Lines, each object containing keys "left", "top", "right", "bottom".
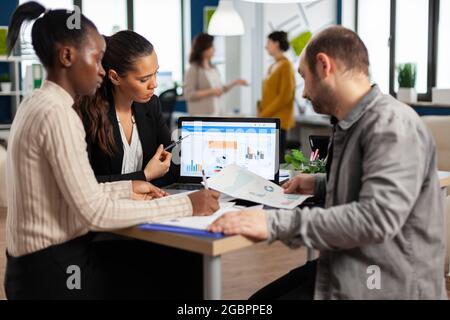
{"left": 6, "top": 81, "right": 192, "bottom": 257}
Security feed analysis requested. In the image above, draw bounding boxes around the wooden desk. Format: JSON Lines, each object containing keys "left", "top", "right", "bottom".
{"left": 114, "top": 171, "right": 450, "bottom": 299}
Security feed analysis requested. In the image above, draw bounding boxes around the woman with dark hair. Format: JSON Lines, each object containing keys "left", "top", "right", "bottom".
{"left": 4, "top": 2, "right": 219, "bottom": 299}
{"left": 184, "top": 32, "right": 248, "bottom": 116}
{"left": 74, "top": 30, "right": 206, "bottom": 299}
{"left": 74, "top": 31, "right": 177, "bottom": 187}
{"left": 259, "top": 31, "right": 296, "bottom": 163}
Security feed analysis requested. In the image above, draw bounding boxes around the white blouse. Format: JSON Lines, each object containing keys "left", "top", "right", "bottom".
{"left": 117, "top": 115, "right": 143, "bottom": 174}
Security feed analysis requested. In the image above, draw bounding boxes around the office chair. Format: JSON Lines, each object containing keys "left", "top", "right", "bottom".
{"left": 309, "top": 135, "right": 330, "bottom": 160}
{"left": 158, "top": 88, "right": 178, "bottom": 129}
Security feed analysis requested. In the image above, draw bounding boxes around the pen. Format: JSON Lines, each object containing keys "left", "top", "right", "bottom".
{"left": 202, "top": 169, "right": 209, "bottom": 190}
{"left": 164, "top": 134, "right": 191, "bottom": 151}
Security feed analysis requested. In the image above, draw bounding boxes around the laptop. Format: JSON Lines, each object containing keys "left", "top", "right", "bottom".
{"left": 165, "top": 117, "right": 280, "bottom": 192}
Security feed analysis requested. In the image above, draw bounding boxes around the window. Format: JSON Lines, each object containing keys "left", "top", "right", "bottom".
{"left": 437, "top": 0, "right": 450, "bottom": 88}
{"left": 357, "top": 0, "right": 390, "bottom": 93}
{"left": 352, "top": 0, "right": 449, "bottom": 101}
{"left": 19, "top": 0, "right": 185, "bottom": 94}
{"left": 82, "top": 0, "right": 127, "bottom": 36}
{"left": 395, "top": 0, "right": 429, "bottom": 93}
{"left": 18, "top": 0, "right": 74, "bottom": 90}
{"left": 133, "top": 0, "right": 183, "bottom": 92}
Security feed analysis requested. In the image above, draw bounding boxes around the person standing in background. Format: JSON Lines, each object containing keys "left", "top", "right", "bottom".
{"left": 184, "top": 33, "right": 248, "bottom": 116}
{"left": 259, "top": 31, "right": 296, "bottom": 163}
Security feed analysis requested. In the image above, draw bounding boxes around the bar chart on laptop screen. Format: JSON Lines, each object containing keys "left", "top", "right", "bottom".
{"left": 180, "top": 121, "right": 277, "bottom": 180}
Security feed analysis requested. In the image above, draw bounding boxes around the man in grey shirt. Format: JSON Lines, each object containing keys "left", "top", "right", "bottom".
{"left": 209, "top": 26, "right": 447, "bottom": 299}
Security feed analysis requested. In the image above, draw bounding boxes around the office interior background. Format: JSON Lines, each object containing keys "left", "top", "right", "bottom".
{"left": 0, "top": 0, "right": 450, "bottom": 299}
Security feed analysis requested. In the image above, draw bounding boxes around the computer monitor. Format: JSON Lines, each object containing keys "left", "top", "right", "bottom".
{"left": 177, "top": 117, "right": 280, "bottom": 183}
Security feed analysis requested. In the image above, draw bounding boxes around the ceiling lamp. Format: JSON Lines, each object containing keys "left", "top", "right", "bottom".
{"left": 208, "top": 0, "right": 245, "bottom": 36}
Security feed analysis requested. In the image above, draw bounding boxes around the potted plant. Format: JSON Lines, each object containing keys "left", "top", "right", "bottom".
{"left": 397, "top": 63, "right": 417, "bottom": 104}
{"left": 0, "top": 73, "right": 12, "bottom": 93}
{"left": 283, "top": 149, "right": 326, "bottom": 177}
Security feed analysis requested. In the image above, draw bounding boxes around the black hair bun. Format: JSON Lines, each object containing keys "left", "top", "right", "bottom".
{"left": 268, "top": 31, "right": 290, "bottom": 52}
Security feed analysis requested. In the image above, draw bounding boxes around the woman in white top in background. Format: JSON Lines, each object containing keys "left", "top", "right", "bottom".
{"left": 4, "top": 1, "right": 219, "bottom": 300}
{"left": 184, "top": 33, "right": 248, "bottom": 116}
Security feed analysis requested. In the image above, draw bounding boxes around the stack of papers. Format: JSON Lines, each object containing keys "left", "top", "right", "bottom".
{"left": 153, "top": 201, "right": 236, "bottom": 230}
{"left": 207, "top": 164, "right": 310, "bottom": 210}
{"left": 139, "top": 202, "right": 263, "bottom": 238}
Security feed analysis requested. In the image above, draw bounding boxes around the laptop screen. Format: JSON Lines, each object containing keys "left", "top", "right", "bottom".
{"left": 179, "top": 118, "right": 279, "bottom": 181}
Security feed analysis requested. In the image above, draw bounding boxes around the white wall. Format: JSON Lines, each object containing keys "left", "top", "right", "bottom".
{"left": 233, "top": 0, "right": 264, "bottom": 116}
{"left": 223, "top": 36, "right": 242, "bottom": 114}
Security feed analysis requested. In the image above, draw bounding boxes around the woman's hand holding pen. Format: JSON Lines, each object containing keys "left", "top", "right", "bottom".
{"left": 144, "top": 144, "right": 172, "bottom": 181}
{"left": 188, "top": 190, "right": 220, "bottom": 216}
{"left": 131, "top": 180, "right": 169, "bottom": 200}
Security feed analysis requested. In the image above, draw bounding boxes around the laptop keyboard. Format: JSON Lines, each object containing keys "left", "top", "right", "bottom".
{"left": 166, "top": 183, "right": 203, "bottom": 191}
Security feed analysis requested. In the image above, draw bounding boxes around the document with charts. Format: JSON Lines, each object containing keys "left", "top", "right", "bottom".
{"left": 206, "top": 164, "right": 310, "bottom": 210}
{"left": 155, "top": 202, "right": 240, "bottom": 230}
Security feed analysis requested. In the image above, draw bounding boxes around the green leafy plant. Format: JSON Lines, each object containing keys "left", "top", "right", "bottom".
{"left": 283, "top": 149, "right": 326, "bottom": 174}
{"left": 397, "top": 63, "right": 417, "bottom": 88}
{"left": 0, "top": 73, "right": 10, "bottom": 83}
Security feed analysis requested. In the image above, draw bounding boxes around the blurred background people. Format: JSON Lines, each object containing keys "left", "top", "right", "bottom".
{"left": 184, "top": 33, "right": 248, "bottom": 116}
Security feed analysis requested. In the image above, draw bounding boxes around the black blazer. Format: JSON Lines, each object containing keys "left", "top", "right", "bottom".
{"left": 84, "top": 95, "right": 179, "bottom": 187}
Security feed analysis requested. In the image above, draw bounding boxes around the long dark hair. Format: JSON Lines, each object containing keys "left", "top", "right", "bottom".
{"left": 189, "top": 32, "right": 214, "bottom": 66}
{"left": 7, "top": 1, "right": 96, "bottom": 68}
{"left": 74, "top": 30, "right": 154, "bottom": 156}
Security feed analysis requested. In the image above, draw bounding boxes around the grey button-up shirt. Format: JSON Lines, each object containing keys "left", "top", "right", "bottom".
{"left": 267, "top": 85, "right": 447, "bottom": 299}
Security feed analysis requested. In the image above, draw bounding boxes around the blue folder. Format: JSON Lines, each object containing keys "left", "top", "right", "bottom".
{"left": 139, "top": 223, "right": 225, "bottom": 239}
